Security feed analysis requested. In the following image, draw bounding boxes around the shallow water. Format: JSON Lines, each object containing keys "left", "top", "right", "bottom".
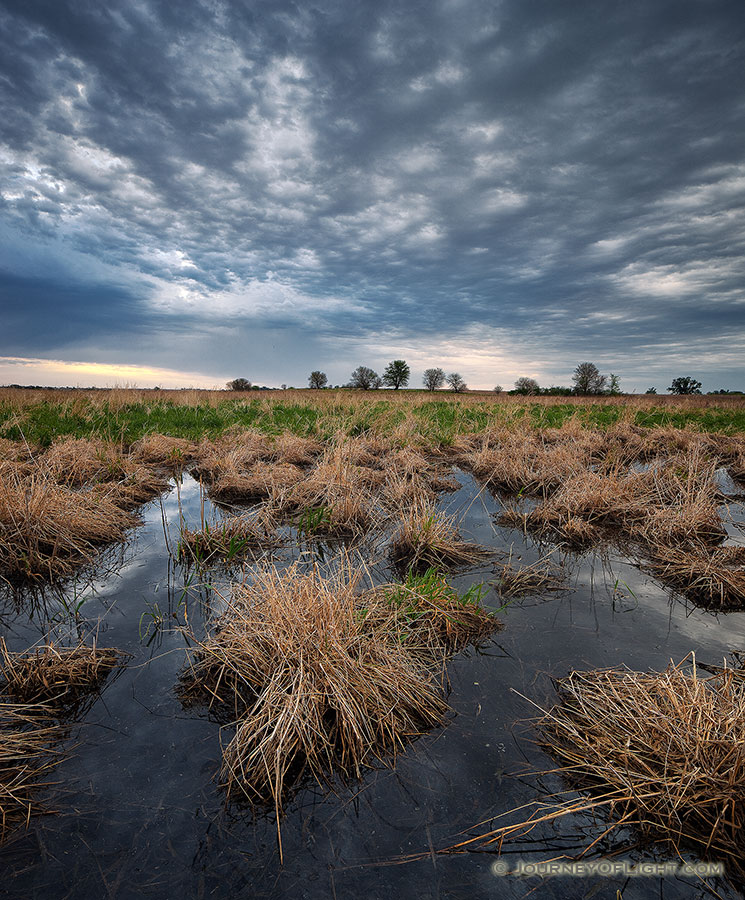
{"left": 1, "top": 471, "right": 744, "bottom": 899}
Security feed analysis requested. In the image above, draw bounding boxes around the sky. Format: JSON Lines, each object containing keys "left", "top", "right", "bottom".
{"left": 1, "top": 0, "right": 744, "bottom": 392}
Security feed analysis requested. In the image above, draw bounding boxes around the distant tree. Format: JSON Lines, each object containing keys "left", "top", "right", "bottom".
{"left": 607, "top": 373, "right": 621, "bottom": 395}
{"left": 281, "top": 384, "right": 287, "bottom": 391}
{"left": 493, "top": 385, "right": 503, "bottom": 393}
{"left": 514, "top": 377, "right": 540, "bottom": 395}
{"left": 348, "top": 366, "right": 380, "bottom": 390}
{"left": 372, "top": 374, "right": 383, "bottom": 389}
{"left": 447, "top": 372, "right": 467, "bottom": 393}
{"left": 572, "top": 362, "right": 606, "bottom": 395}
{"left": 308, "top": 371, "right": 328, "bottom": 389}
{"left": 646, "top": 387, "right": 657, "bottom": 394}
{"left": 423, "top": 368, "right": 446, "bottom": 391}
{"left": 382, "top": 359, "right": 410, "bottom": 390}
{"left": 227, "top": 377, "right": 252, "bottom": 391}
{"left": 668, "top": 376, "right": 702, "bottom": 395}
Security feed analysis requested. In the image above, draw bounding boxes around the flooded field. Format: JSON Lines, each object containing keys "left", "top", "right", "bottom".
{"left": 2, "top": 446, "right": 745, "bottom": 899}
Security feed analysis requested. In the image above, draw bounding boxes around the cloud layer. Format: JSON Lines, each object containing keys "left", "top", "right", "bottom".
{"left": 1, "top": 0, "right": 743, "bottom": 390}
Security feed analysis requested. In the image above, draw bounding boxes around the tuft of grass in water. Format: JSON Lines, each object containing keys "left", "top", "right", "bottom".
{"left": 379, "top": 567, "right": 499, "bottom": 651}
{"left": 442, "top": 657, "right": 745, "bottom": 883}
{"left": 389, "top": 496, "right": 490, "bottom": 573}
{"left": 493, "top": 555, "right": 567, "bottom": 597}
{"left": 0, "top": 471, "right": 139, "bottom": 580}
{"left": 0, "top": 638, "right": 123, "bottom": 713}
{"left": 178, "top": 511, "right": 279, "bottom": 567}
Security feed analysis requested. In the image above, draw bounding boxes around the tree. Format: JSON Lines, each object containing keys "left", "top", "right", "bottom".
{"left": 308, "top": 371, "right": 328, "bottom": 389}
{"left": 607, "top": 373, "right": 621, "bottom": 395}
{"left": 227, "top": 377, "right": 252, "bottom": 391}
{"left": 668, "top": 376, "right": 702, "bottom": 395}
{"left": 423, "top": 368, "right": 446, "bottom": 391}
{"left": 382, "top": 359, "right": 410, "bottom": 390}
{"left": 447, "top": 372, "right": 467, "bottom": 392}
{"left": 348, "top": 366, "right": 380, "bottom": 390}
{"left": 572, "top": 362, "right": 606, "bottom": 395}
{"left": 514, "top": 377, "right": 539, "bottom": 395}
{"left": 493, "top": 385, "right": 503, "bottom": 393}
{"left": 645, "top": 387, "right": 657, "bottom": 394}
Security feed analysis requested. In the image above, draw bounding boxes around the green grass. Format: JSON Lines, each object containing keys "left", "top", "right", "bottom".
{"left": 1, "top": 392, "right": 744, "bottom": 448}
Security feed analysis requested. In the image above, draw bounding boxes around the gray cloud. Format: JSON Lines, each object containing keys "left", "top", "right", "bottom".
{"left": 0, "top": 0, "right": 743, "bottom": 389}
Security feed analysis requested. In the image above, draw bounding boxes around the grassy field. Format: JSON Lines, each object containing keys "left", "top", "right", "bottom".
{"left": 2, "top": 386, "right": 745, "bottom": 873}
{"left": 1, "top": 387, "right": 745, "bottom": 447}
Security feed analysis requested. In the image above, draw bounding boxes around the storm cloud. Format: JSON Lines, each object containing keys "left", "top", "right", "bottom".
{"left": 1, "top": 0, "right": 743, "bottom": 389}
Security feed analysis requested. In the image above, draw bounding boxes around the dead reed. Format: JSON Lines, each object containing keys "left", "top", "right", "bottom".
{"left": 131, "top": 433, "right": 197, "bottom": 469}
{"left": 0, "top": 701, "right": 62, "bottom": 843}
{"left": 642, "top": 546, "right": 745, "bottom": 609}
{"left": 493, "top": 556, "right": 567, "bottom": 596}
{"left": 42, "top": 437, "right": 127, "bottom": 486}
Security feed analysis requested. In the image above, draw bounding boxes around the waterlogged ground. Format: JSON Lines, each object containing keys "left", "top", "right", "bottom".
{"left": 1, "top": 470, "right": 745, "bottom": 899}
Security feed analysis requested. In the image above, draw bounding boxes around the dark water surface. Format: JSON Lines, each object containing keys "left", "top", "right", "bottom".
{"left": 1, "top": 471, "right": 744, "bottom": 899}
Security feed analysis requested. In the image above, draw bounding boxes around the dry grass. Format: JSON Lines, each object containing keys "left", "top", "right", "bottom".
{"left": 0, "top": 638, "right": 124, "bottom": 843}
{"left": 0, "top": 702, "right": 62, "bottom": 843}
{"left": 0, "top": 472, "right": 138, "bottom": 579}
{"left": 642, "top": 546, "right": 745, "bottom": 609}
{"left": 42, "top": 437, "right": 127, "bottom": 486}
{"left": 180, "top": 561, "right": 451, "bottom": 843}
{"left": 442, "top": 657, "right": 745, "bottom": 883}
{"left": 91, "top": 464, "right": 171, "bottom": 510}
{"left": 389, "top": 496, "right": 489, "bottom": 573}
{"left": 131, "top": 433, "right": 197, "bottom": 469}
{"left": 281, "top": 446, "right": 378, "bottom": 536}
{"left": 493, "top": 556, "right": 567, "bottom": 597}
{"left": 178, "top": 509, "right": 280, "bottom": 566}
{"left": 0, "top": 639, "right": 122, "bottom": 711}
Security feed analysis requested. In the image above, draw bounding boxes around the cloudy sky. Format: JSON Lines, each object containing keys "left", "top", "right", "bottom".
{"left": 1, "top": 0, "right": 744, "bottom": 391}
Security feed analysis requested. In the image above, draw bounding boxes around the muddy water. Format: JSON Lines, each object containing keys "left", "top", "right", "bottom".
{"left": 1, "top": 471, "right": 744, "bottom": 899}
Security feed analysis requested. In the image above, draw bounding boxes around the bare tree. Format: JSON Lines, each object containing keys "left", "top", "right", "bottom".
{"left": 308, "top": 371, "right": 328, "bottom": 389}
{"left": 382, "top": 359, "right": 410, "bottom": 389}
{"left": 514, "top": 377, "right": 539, "bottom": 395}
{"left": 493, "top": 385, "right": 503, "bottom": 393}
{"left": 348, "top": 366, "right": 380, "bottom": 390}
{"left": 572, "top": 362, "right": 606, "bottom": 395}
{"left": 447, "top": 372, "right": 467, "bottom": 393}
{"left": 423, "top": 368, "right": 446, "bottom": 391}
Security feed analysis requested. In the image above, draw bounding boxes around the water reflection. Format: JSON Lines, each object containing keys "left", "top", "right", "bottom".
{"left": 0, "top": 471, "right": 742, "bottom": 899}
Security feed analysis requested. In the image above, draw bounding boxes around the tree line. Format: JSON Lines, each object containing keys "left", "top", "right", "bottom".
{"left": 227, "top": 364, "right": 722, "bottom": 395}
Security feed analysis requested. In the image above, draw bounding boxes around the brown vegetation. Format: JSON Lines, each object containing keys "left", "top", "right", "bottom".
{"left": 0, "top": 472, "right": 138, "bottom": 579}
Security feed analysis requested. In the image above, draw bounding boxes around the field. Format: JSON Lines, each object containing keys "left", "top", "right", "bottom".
{"left": 1, "top": 387, "right": 745, "bottom": 898}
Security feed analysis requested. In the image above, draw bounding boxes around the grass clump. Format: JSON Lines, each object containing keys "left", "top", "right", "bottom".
{"left": 0, "top": 473, "right": 138, "bottom": 580}
{"left": 0, "top": 639, "right": 123, "bottom": 712}
{"left": 446, "top": 657, "right": 745, "bottom": 884}
{"left": 180, "top": 562, "right": 448, "bottom": 835}
{"left": 379, "top": 567, "right": 499, "bottom": 651}
{"left": 0, "top": 703, "right": 62, "bottom": 843}
{"left": 178, "top": 511, "right": 279, "bottom": 567}
{"left": 389, "top": 497, "right": 489, "bottom": 573}
{"left": 642, "top": 546, "right": 745, "bottom": 610}
{"left": 493, "top": 556, "right": 567, "bottom": 597}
